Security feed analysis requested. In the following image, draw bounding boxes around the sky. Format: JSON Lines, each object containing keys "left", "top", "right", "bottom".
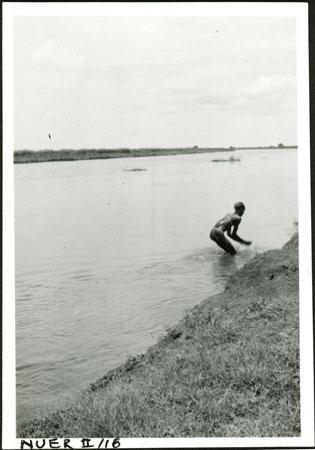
{"left": 14, "top": 15, "right": 297, "bottom": 150}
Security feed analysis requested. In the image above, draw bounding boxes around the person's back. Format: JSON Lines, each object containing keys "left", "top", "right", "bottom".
{"left": 213, "top": 213, "right": 239, "bottom": 232}
{"left": 210, "top": 202, "right": 251, "bottom": 255}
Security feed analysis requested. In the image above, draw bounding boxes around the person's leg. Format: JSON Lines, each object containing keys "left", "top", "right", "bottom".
{"left": 217, "top": 235, "right": 236, "bottom": 255}
{"left": 210, "top": 229, "right": 236, "bottom": 255}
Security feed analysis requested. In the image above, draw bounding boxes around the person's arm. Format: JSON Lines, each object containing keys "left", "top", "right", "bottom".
{"left": 227, "top": 220, "right": 252, "bottom": 245}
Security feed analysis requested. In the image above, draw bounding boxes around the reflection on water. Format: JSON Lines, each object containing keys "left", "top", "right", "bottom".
{"left": 15, "top": 149, "right": 298, "bottom": 423}
{"left": 214, "top": 252, "right": 239, "bottom": 279}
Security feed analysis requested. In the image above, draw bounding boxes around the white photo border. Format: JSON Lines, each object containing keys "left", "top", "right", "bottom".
{"left": 3, "top": 2, "right": 313, "bottom": 449}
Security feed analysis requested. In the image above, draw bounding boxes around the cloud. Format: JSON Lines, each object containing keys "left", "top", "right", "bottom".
{"left": 15, "top": 16, "right": 297, "bottom": 147}
{"left": 166, "top": 70, "right": 297, "bottom": 116}
{"left": 226, "top": 74, "right": 296, "bottom": 116}
{"left": 246, "top": 74, "right": 296, "bottom": 97}
{"left": 31, "top": 40, "right": 85, "bottom": 69}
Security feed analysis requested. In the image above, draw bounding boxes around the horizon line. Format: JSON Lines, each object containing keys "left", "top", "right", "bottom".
{"left": 14, "top": 144, "right": 298, "bottom": 152}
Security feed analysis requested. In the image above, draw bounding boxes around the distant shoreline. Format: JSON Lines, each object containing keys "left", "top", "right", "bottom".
{"left": 14, "top": 146, "right": 298, "bottom": 164}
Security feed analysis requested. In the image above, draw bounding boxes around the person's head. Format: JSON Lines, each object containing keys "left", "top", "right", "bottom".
{"left": 234, "top": 201, "right": 245, "bottom": 216}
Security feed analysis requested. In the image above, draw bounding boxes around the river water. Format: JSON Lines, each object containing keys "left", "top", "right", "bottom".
{"left": 15, "top": 149, "right": 298, "bottom": 424}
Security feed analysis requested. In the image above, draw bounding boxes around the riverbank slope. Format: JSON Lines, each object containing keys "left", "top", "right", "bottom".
{"left": 18, "top": 233, "right": 300, "bottom": 437}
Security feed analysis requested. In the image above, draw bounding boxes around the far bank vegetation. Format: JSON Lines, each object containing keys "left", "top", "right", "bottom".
{"left": 14, "top": 145, "right": 297, "bottom": 164}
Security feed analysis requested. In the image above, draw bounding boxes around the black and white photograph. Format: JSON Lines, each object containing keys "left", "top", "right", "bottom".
{"left": 2, "top": 2, "right": 314, "bottom": 448}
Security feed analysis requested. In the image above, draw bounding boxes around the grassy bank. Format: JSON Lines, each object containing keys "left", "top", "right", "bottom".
{"left": 18, "top": 233, "right": 299, "bottom": 437}
{"left": 14, "top": 145, "right": 297, "bottom": 164}
{"left": 14, "top": 147, "right": 233, "bottom": 164}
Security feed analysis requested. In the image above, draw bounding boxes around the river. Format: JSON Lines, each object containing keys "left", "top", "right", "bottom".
{"left": 15, "top": 148, "right": 298, "bottom": 424}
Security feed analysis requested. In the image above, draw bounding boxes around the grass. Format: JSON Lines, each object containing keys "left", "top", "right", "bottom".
{"left": 14, "top": 148, "right": 234, "bottom": 164}
{"left": 212, "top": 155, "right": 241, "bottom": 163}
{"left": 18, "top": 234, "right": 299, "bottom": 438}
{"left": 123, "top": 168, "right": 147, "bottom": 172}
{"left": 13, "top": 145, "right": 297, "bottom": 164}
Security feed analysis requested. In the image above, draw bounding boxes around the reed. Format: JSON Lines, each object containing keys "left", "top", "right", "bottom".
{"left": 212, "top": 155, "right": 241, "bottom": 163}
